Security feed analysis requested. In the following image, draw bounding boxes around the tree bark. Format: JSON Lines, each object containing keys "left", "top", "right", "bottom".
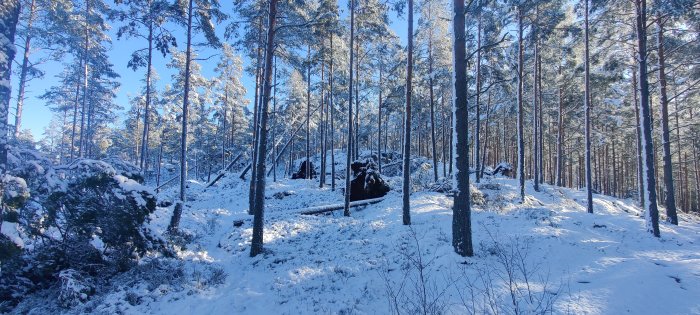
{"left": 249, "top": 17, "right": 263, "bottom": 215}
{"left": 140, "top": 16, "right": 154, "bottom": 171}
{"left": 13, "top": 0, "right": 35, "bottom": 139}
{"left": 306, "top": 45, "right": 312, "bottom": 180}
{"left": 168, "top": 0, "right": 194, "bottom": 232}
{"left": 584, "top": 0, "right": 594, "bottom": 213}
{"left": 635, "top": 0, "right": 660, "bottom": 237}
{"left": 0, "top": 0, "right": 20, "bottom": 173}
{"left": 556, "top": 63, "right": 564, "bottom": 187}
{"left": 451, "top": 0, "right": 473, "bottom": 257}
{"left": 402, "top": 0, "right": 414, "bottom": 226}
{"left": 532, "top": 19, "right": 539, "bottom": 192}
{"left": 330, "top": 32, "right": 336, "bottom": 191}
{"left": 428, "top": 3, "right": 438, "bottom": 183}
{"left": 517, "top": 8, "right": 525, "bottom": 202}
{"left": 655, "top": 14, "right": 677, "bottom": 224}
{"left": 343, "top": 0, "right": 355, "bottom": 217}
{"left": 250, "top": 0, "right": 278, "bottom": 257}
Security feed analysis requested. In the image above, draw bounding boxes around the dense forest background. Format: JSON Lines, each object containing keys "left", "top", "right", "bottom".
{"left": 0, "top": 0, "right": 699, "bottom": 313}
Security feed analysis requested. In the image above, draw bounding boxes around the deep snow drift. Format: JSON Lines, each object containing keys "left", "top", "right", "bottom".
{"left": 13, "top": 173, "right": 700, "bottom": 314}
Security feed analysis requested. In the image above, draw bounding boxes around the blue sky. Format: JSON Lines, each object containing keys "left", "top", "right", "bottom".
{"left": 18, "top": 0, "right": 410, "bottom": 141}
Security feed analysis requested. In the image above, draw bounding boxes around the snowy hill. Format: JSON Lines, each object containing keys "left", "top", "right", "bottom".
{"left": 12, "top": 174, "right": 700, "bottom": 314}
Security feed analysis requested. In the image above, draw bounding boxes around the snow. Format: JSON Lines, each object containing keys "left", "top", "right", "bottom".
{"left": 1, "top": 222, "right": 24, "bottom": 247}
{"left": 68, "top": 173, "right": 700, "bottom": 314}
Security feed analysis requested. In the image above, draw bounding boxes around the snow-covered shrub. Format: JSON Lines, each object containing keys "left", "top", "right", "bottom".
{"left": 428, "top": 179, "right": 485, "bottom": 205}
{"left": 58, "top": 269, "right": 95, "bottom": 308}
{"left": 45, "top": 161, "right": 160, "bottom": 271}
{"left": 102, "top": 157, "right": 145, "bottom": 183}
{"left": 1, "top": 152, "right": 165, "bottom": 312}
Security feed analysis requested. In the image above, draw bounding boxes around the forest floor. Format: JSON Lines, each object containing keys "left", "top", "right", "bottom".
{"left": 24, "top": 172, "right": 700, "bottom": 314}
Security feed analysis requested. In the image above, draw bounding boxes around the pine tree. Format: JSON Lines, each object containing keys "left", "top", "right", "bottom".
{"left": 402, "top": 0, "right": 414, "bottom": 226}
{"left": 451, "top": 0, "right": 473, "bottom": 257}
{"left": 168, "top": 0, "right": 224, "bottom": 232}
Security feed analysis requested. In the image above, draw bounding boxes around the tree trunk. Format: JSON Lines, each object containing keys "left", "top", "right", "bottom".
{"left": 517, "top": 8, "right": 525, "bottom": 202}
{"left": 250, "top": 0, "right": 278, "bottom": 257}
{"left": 584, "top": 0, "right": 593, "bottom": 213}
{"left": 635, "top": 0, "right": 660, "bottom": 237}
{"left": 13, "top": 0, "right": 35, "bottom": 139}
{"left": 168, "top": 0, "right": 194, "bottom": 232}
{"left": 378, "top": 58, "right": 383, "bottom": 174}
{"left": 306, "top": 45, "right": 312, "bottom": 180}
{"left": 0, "top": 0, "right": 20, "bottom": 174}
{"left": 451, "top": 0, "right": 473, "bottom": 257}
{"left": 474, "top": 15, "right": 483, "bottom": 183}
{"left": 532, "top": 21, "right": 539, "bottom": 192}
{"left": 320, "top": 57, "right": 326, "bottom": 187}
{"left": 343, "top": 0, "right": 355, "bottom": 217}
{"left": 273, "top": 56, "right": 278, "bottom": 182}
{"left": 140, "top": 18, "right": 154, "bottom": 171}
{"left": 330, "top": 32, "right": 336, "bottom": 191}
{"left": 70, "top": 75, "right": 81, "bottom": 161}
{"left": 402, "top": 0, "right": 414, "bottom": 226}
{"left": 428, "top": 3, "right": 438, "bottom": 183}
{"left": 78, "top": 0, "right": 91, "bottom": 158}
{"left": 249, "top": 18, "right": 263, "bottom": 215}
{"left": 655, "top": 15, "right": 677, "bottom": 224}
{"left": 556, "top": 63, "right": 564, "bottom": 187}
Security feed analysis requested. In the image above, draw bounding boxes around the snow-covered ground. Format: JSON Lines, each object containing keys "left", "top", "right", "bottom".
{"left": 32, "top": 173, "right": 700, "bottom": 314}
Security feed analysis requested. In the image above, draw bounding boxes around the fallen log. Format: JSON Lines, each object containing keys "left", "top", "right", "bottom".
{"left": 298, "top": 197, "right": 386, "bottom": 215}
{"left": 156, "top": 165, "right": 197, "bottom": 192}
{"left": 205, "top": 153, "right": 244, "bottom": 188}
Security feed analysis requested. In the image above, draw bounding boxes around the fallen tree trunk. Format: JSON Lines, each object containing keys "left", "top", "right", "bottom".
{"left": 299, "top": 197, "right": 386, "bottom": 215}
{"left": 206, "top": 153, "right": 244, "bottom": 188}
{"left": 156, "top": 165, "right": 197, "bottom": 192}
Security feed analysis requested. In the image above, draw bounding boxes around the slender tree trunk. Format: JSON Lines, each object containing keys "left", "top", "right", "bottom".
{"left": 451, "top": 0, "right": 473, "bottom": 257}
{"left": 428, "top": 3, "right": 438, "bottom": 183}
{"left": 378, "top": 58, "right": 383, "bottom": 174}
{"left": 584, "top": 0, "right": 593, "bottom": 213}
{"left": 442, "top": 94, "right": 447, "bottom": 178}
{"left": 480, "top": 88, "right": 492, "bottom": 179}
{"left": 273, "top": 56, "right": 278, "bottom": 182}
{"left": 354, "top": 41, "right": 360, "bottom": 160}
{"left": 474, "top": 15, "right": 482, "bottom": 183}
{"left": 168, "top": 0, "right": 193, "bottom": 232}
{"left": 655, "top": 15, "right": 678, "bottom": 224}
{"left": 343, "top": 0, "right": 355, "bottom": 217}
{"left": 13, "top": 0, "right": 35, "bottom": 138}
{"left": 402, "top": 0, "right": 414, "bottom": 226}
{"left": 306, "top": 45, "right": 312, "bottom": 180}
{"left": 70, "top": 66, "right": 81, "bottom": 161}
{"left": 140, "top": 17, "right": 154, "bottom": 170}
{"left": 249, "top": 18, "right": 263, "bottom": 214}
{"left": 517, "top": 8, "right": 525, "bottom": 202}
{"left": 532, "top": 23, "right": 539, "bottom": 192}
{"left": 330, "top": 32, "right": 336, "bottom": 191}
{"left": 538, "top": 54, "right": 544, "bottom": 185}
{"left": 320, "top": 57, "right": 326, "bottom": 187}
{"left": 674, "top": 96, "right": 683, "bottom": 211}
{"left": 0, "top": 0, "right": 20, "bottom": 176}
{"left": 250, "top": 0, "right": 278, "bottom": 257}
{"left": 635, "top": 0, "right": 660, "bottom": 236}
{"left": 556, "top": 63, "right": 564, "bottom": 187}
{"left": 78, "top": 0, "right": 91, "bottom": 158}
{"left": 632, "top": 64, "right": 645, "bottom": 208}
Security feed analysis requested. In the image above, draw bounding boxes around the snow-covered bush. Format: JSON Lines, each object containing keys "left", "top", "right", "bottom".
{"left": 0, "top": 151, "right": 165, "bottom": 311}
{"left": 45, "top": 160, "right": 160, "bottom": 270}
{"left": 58, "top": 269, "right": 95, "bottom": 308}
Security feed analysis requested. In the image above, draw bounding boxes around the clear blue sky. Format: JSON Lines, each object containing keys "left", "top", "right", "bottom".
{"left": 18, "top": 0, "right": 409, "bottom": 141}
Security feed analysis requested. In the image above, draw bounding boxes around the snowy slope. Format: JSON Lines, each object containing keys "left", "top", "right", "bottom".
{"left": 53, "top": 174, "right": 700, "bottom": 315}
